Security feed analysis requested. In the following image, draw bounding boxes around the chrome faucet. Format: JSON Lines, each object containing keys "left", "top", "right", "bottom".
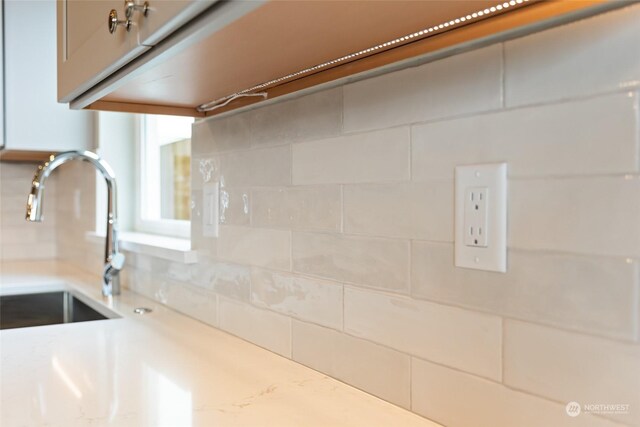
{"left": 26, "top": 150, "right": 125, "bottom": 296}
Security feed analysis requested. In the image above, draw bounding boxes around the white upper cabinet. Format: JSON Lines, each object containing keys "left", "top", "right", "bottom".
{"left": 2, "top": 0, "right": 93, "bottom": 157}
{"left": 57, "top": 0, "right": 214, "bottom": 103}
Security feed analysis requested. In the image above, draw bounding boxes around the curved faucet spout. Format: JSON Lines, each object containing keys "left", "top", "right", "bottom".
{"left": 26, "top": 151, "right": 124, "bottom": 296}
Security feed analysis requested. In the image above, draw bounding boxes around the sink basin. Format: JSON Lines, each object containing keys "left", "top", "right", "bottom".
{"left": 0, "top": 290, "right": 117, "bottom": 330}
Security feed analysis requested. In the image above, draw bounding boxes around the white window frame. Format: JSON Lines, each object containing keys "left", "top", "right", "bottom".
{"left": 134, "top": 115, "right": 191, "bottom": 239}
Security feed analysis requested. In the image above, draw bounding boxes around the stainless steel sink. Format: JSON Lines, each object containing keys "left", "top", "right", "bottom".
{"left": 0, "top": 290, "right": 117, "bottom": 330}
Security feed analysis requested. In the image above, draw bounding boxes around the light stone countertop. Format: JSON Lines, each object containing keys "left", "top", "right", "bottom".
{"left": 0, "top": 261, "right": 441, "bottom": 427}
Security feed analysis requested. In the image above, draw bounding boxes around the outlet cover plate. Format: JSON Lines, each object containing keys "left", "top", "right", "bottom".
{"left": 455, "top": 163, "right": 507, "bottom": 272}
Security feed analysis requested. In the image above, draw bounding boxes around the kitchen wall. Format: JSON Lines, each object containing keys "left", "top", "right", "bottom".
{"left": 54, "top": 4, "right": 640, "bottom": 427}
{"left": 0, "top": 163, "right": 57, "bottom": 260}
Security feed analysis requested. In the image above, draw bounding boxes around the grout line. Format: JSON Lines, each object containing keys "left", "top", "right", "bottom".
{"left": 407, "top": 240, "right": 413, "bottom": 296}
{"left": 289, "top": 315, "right": 293, "bottom": 359}
{"left": 339, "top": 85, "right": 345, "bottom": 136}
{"left": 409, "top": 356, "right": 413, "bottom": 411}
{"left": 408, "top": 125, "right": 413, "bottom": 182}
{"left": 500, "top": 317, "right": 506, "bottom": 384}
{"left": 289, "top": 142, "right": 294, "bottom": 186}
{"left": 339, "top": 185, "right": 345, "bottom": 234}
{"left": 635, "top": 90, "right": 640, "bottom": 173}
{"left": 341, "top": 283, "right": 345, "bottom": 332}
{"left": 346, "top": 87, "right": 638, "bottom": 136}
{"left": 500, "top": 42, "right": 506, "bottom": 109}
{"left": 289, "top": 229, "right": 293, "bottom": 272}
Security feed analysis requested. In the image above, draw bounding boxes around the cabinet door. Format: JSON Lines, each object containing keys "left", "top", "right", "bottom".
{"left": 5, "top": 0, "right": 93, "bottom": 152}
{"left": 58, "top": 0, "right": 213, "bottom": 103}
{"left": 58, "top": 0, "right": 149, "bottom": 102}
{"left": 135, "top": 0, "right": 215, "bottom": 46}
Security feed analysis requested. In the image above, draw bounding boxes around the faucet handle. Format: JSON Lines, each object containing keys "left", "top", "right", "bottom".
{"left": 109, "top": 253, "right": 126, "bottom": 271}
{"left": 103, "top": 253, "right": 126, "bottom": 297}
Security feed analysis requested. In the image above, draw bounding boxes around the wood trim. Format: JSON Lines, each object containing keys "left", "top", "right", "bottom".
{"left": 86, "top": 100, "right": 205, "bottom": 118}
{"left": 202, "top": 0, "right": 613, "bottom": 117}
{"left": 0, "top": 150, "right": 56, "bottom": 163}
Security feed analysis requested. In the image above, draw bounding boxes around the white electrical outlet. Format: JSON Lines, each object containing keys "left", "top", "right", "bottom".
{"left": 202, "top": 182, "right": 219, "bottom": 237}
{"left": 455, "top": 163, "right": 507, "bottom": 272}
{"left": 464, "top": 187, "right": 488, "bottom": 247}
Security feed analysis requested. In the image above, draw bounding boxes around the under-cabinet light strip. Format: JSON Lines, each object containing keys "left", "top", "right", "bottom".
{"left": 197, "top": 0, "right": 529, "bottom": 112}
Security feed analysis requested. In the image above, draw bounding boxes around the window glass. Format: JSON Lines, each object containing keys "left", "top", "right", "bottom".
{"left": 138, "top": 114, "right": 193, "bottom": 236}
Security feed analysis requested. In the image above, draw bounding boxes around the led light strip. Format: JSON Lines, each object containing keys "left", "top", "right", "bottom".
{"left": 197, "top": 0, "right": 529, "bottom": 112}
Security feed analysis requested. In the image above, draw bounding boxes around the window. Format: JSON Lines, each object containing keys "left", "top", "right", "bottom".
{"left": 136, "top": 114, "right": 194, "bottom": 238}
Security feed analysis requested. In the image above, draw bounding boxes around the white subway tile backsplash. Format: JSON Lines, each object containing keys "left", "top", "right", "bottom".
{"left": 292, "top": 320, "right": 411, "bottom": 408}
{"left": 1, "top": 164, "right": 57, "bottom": 261}
{"left": 292, "top": 127, "right": 410, "bottom": 185}
{"left": 217, "top": 225, "right": 291, "bottom": 270}
{"left": 292, "top": 232, "right": 409, "bottom": 293}
{"left": 196, "top": 145, "right": 291, "bottom": 188}
{"left": 343, "top": 182, "right": 453, "bottom": 241}
{"left": 504, "top": 320, "right": 640, "bottom": 426}
{"left": 412, "top": 358, "right": 624, "bottom": 427}
{"left": 412, "top": 241, "right": 639, "bottom": 341}
{"left": 44, "top": 6, "right": 640, "bottom": 424}
{"left": 219, "top": 297, "right": 291, "bottom": 357}
{"left": 190, "top": 257, "right": 252, "bottom": 302}
{"left": 251, "top": 186, "right": 341, "bottom": 232}
{"left": 250, "top": 88, "right": 343, "bottom": 147}
{"left": 344, "top": 287, "right": 502, "bottom": 380}
{"left": 192, "top": 113, "right": 252, "bottom": 156}
{"left": 412, "top": 93, "right": 639, "bottom": 180}
{"left": 218, "top": 187, "right": 251, "bottom": 226}
{"left": 164, "top": 282, "right": 218, "bottom": 327}
{"left": 251, "top": 268, "right": 343, "bottom": 330}
{"left": 509, "top": 176, "right": 640, "bottom": 257}
{"left": 0, "top": 242, "right": 56, "bottom": 261}
{"left": 505, "top": 5, "right": 640, "bottom": 106}
{"left": 343, "top": 44, "right": 502, "bottom": 132}
{"left": 192, "top": 88, "right": 342, "bottom": 155}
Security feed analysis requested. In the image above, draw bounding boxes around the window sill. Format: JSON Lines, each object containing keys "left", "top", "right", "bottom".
{"left": 85, "top": 231, "right": 197, "bottom": 264}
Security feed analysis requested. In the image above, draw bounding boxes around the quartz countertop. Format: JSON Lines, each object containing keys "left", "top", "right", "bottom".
{"left": 0, "top": 261, "right": 441, "bottom": 426}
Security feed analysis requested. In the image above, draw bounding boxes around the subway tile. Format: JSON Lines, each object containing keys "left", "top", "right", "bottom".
{"left": 343, "top": 182, "right": 452, "bottom": 241}
{"left": 219, "top": 297, "right": 291, "bottom": 357}
{"left": 217, "top": 225, "right": 290, "bottom": 270}
{"left": 191, "top": 113, "right": 252, "bottom": 156}
{"left": 250, "top": 87, "right": 342, "bottom": 147}
{"left": 251, "top": 268, "right": 343, "bottom": 330}
{"left": 411, "top": 241, "right": 639, "bottom": 341}
{"left": 292, "top": 127, "right": 410, "bottom": 185}
{"left": 194, "top": 145, "right": 291, "bottom": 189}
{"left": 0, "top": 227, "right": 56, "bottom": 244}
{"left": 344, "top": 287, "right": 502, "bottom": 380}
{"left": 0, "top": 242, "right": 56, "bottom": 261}
{"left": 343, "top": 44, "right": 502, "bottom": 132}
{"left": 219, "top": 145, "right": 291, "bottom": 187}
{"left": 509, "top": 176, "right": 640, "bottom": 257}
{"left": 219, "top": 187, "right": 250, "bottom": 226}
{"left": 163, "top": 282, "right": 218, "bottom": 328}
{"left": 190, "top": 257, "right": 251, "bottom": 302}
{"left": 292, "top": 320, "right": 410, "bottom": 408}
{"left": 412, "top": 358, "right": 625, "bottom": 427}
{"left": 251, "top": 185, "right": 341, "bottom": 232}
{"left": 504, "top": 320, "right": 640, "bottom": 426}
{"left": 292, "top": 232, "right": 409, "bottom": 293}
{"left": 505, "top": 4, "right": 640, "bottom": 106}
{"left": 412, "top": 93, "right": 639, "bottom": 180}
